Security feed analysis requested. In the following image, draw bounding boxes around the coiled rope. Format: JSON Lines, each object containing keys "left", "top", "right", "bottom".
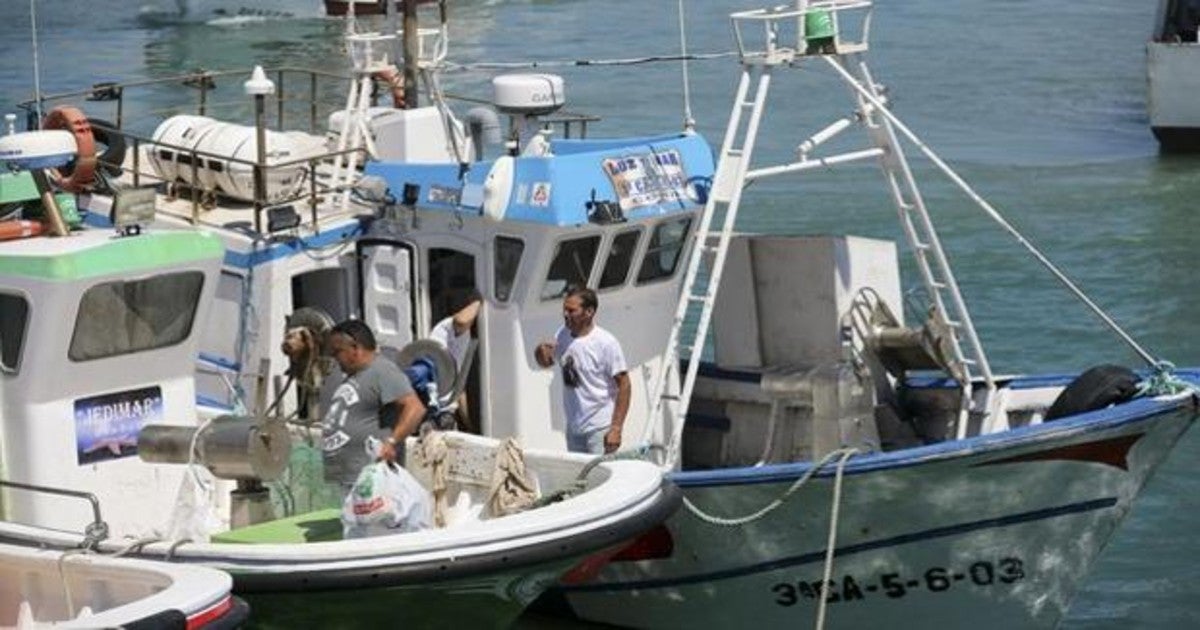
{"left": 1138, "top": 361, "right": 1196, "bottom": 397}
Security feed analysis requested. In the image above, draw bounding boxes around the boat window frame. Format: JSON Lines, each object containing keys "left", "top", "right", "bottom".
{"left": 635, "top": 216, "right": 693, "bottom": 285}
{"left": 597, "top": 227, "right": 644, "bottom": 291}
{"left": 539, "top": 232, "right": 603, "bottom": 301}
{"left": 68, "top": 270, "right": 206, "bottom": 363}
{"left": 0, "top": 291, "right": 30, "bottom": 375}
{"left": 493, "top": 235, "right": 525, "bottom": 304}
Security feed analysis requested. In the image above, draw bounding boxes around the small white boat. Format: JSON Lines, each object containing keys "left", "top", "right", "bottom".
{"left": 1148, "top": 0, "right": 1200, "bottom": 150}
{"left": 0, "top": 541, "right": 247, "bottom": 628}
{"left": 137, "top": 0, "right": 325, "bottom": 24}
{"left": 136, "top": 0, "right": 456, "bottom": 24}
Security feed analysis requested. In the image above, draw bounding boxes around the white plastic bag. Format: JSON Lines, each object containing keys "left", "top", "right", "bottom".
{"left": 341, "top": 461, "right": 433, "bottom": 539}
{"left": 165, "top": 466, "right": 224, "bottom": 543}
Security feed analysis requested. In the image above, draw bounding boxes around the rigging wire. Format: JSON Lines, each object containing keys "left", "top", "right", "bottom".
{"left": 823, "top": 55, "right": 1161, "bottom": 370}
{"left": 29, "top": 0, "right": 44, "bottom": 120}
{"left": 677, "top": 0, "right": 696, "bottom": 132}
{"left": 443, "top": 51, "right": 736, "bottom": 72}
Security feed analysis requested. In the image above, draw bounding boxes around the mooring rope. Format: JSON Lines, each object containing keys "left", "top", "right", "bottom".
{"left": 683, "top": 447, "right": 859, "bottom": 527}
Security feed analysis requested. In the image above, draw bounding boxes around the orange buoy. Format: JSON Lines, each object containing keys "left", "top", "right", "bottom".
{"left": 41, "top": 106, "right": 97, "bottom": 193}
{"left": 372, "top": 66, "right": 407, "bottom": 109}
{"left": 0, "top": 220, "right": 46, "bottom": 241}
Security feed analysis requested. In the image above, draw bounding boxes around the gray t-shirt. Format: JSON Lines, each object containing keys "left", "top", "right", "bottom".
{"left": 321, "top": 356, "right": 414, "bottom": 485}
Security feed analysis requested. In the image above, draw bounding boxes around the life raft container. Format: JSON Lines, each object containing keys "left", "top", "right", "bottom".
{"left": 40, "top": 106, "right": 97, "bottom": 193}
{"left": 0, "top": 220, "right": 45, "bottom": 241}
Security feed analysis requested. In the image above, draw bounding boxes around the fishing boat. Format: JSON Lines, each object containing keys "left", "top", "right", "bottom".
{"left": 0, "top": 542, "right": 248, "bottom": 628}
{"left": 1148, "top": 0, "right": 1200, "bottom": 150}
{"left": 0, "top": 94, "right": 677, "bottom": 627}
{"left": 136, "top": 0, "right": 454, "bottom": 23}
{"left": 536, "top": 3, "right": 1200, "bottom": 628}
{"left": 7, "top": 0, "right": 1196, "bottom": 627}
{"left": 137, "top": 0, "right": 325, "bottom": 24}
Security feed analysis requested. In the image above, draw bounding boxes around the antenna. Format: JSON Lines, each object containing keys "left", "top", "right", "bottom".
{"left": 676, "top": 0, "right": 695, "bottom": 132}
{"left": 29, "top": 0, "right": 44, "bottom": 120}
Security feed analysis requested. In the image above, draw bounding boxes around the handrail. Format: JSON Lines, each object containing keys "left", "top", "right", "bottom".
{"left": 0, "top": 479, "right": 109, "bottom": 549}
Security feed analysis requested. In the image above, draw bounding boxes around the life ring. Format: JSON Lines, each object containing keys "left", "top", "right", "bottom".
{"left": 41, "top": 106, "right": 97, "bottom": 193}
{"left": 86, "top": 117, "right": 127, "bottom": 177}
{"left": 372, "top": 66, "right": 406, "bottom": 109}
{"left": 0, "top": 220, "right": 46, "bottom": 241}
{"left": 1044, "top": 364, "right": 1139, "bottom": 421}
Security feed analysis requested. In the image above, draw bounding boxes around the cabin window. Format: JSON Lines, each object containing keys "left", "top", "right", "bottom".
{"left": 541, "top": 235, "right": 600, "bottom": 300}
{"left": 637, "top": 217, "right": 691, "bottom": 284}
{"left": 598, "top": 229, "right": 642, "bottom": 290}
{"left": 292, "top": 268, "right": 350, "bottom": 323}
{"left": 429, "top": 248, "right": 477, "bottom": 324}
{"left": 0, "top": 293, "right": 29, "bottom": 374}
{"left": 493, "top": 236, "right": 524, "bottom": 303}
{"left": 69, "top": 271, "right": 205, "bottom": 362}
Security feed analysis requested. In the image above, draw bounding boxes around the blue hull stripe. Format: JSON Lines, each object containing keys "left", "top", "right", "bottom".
{"left": 560, "top": 497, "right": 1117, "bottom": 593}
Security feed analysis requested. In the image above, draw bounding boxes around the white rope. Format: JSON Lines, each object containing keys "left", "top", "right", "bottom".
{"left": 30, "top": 0, "right": 44, "bottom": 119}
{"left": 683, "top": 447, "right": 858, "bottom": 527}
{"left": 814, "top": 448, "right": 855, "bottom": 630}
{"left": 55, "top": 549, "right": 92, "bottom": 621}
{"left": 677, "top": 0, "right": 696, "bottom": 131}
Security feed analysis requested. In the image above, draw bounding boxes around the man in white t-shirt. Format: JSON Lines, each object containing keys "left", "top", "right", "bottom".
{"left": 428, "top": 292, "right": 482, "bottom": 430}
{"left": 534, "top": 287, "right": 630, "bottom": 454}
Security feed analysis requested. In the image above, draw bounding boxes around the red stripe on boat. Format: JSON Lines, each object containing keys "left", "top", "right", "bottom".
{"left": 975, "top": 433, "right": 1143, "bottom": 471}
{"left": 187, "top": 595, "right": 233, "bottom": 629}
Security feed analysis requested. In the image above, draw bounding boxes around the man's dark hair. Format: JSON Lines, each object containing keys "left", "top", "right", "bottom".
{"left": 450, "top": 288, "right": 483, "bottom": 314}
{"left": 331, "top": 319, "right": 377, "bottom": 350}
{"left": 565, "top": 285, "right": 598, "bottom": 311}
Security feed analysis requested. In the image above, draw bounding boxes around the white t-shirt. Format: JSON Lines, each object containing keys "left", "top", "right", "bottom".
{"left": 429, "top": 316, "right": 471, "bottom": 370}
{"left": 553, "top": 325, "right": 627, "bottom": 436}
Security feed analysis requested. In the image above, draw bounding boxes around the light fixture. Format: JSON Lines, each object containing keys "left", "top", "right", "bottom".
{"left": 266, "top": 204, "right": 301, "bottom": 233}
{"left": 110, "top": 186, "right": 157, "bottom": 236}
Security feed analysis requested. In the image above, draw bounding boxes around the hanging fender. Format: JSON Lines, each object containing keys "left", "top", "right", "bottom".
{"left": 0, "top": 220, "right": 46, "bottom": 241}
{"left": 41, "top": 106, "right": 97, "bottom": 193}
{"left": 372, "top": 66, "right": 407, "bottom": 109}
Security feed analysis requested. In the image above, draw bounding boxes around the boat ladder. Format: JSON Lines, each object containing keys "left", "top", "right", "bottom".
{"left": 651, "top": 1, "right": 996, "bottom": 466}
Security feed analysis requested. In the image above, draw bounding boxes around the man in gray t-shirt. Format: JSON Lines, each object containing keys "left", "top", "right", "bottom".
{"left": 321, "top": 320, "right": 426, "bottom": 487}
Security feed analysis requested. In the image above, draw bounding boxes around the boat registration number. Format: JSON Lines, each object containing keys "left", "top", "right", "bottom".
{"left": 770, "top": 557, "right": 1025, "bottom": 606}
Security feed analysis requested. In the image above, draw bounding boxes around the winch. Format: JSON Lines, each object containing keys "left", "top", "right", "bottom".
{"left": 138, "top": 415, "right": 290, "bottom": 528}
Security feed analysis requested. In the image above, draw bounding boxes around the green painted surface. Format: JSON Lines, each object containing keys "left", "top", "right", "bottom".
{"left": 0, "top": 230, "right": 223, "bottom": 281}
{"left": 0, "top": 172, "right": 38, "bottom": 204}
{"left": 805, "top": 9, "right": 836, "bottom": 40}
{"left": 214, "top": 508, "right": 343, "bottom": 544}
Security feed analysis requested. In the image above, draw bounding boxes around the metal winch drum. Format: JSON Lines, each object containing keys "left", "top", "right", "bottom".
{"left": 138, "top": 415, "right": 290, "bottom": 481}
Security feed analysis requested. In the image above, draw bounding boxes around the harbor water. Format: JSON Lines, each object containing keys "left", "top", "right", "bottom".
{"left": 2, "top": 0, "right": 1198, "bottom": 627}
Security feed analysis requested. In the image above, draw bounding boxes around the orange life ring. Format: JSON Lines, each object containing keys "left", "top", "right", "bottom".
{"left": 372, "top": 67, "right": 407, "bottom": 109}
{"left": 0, "top": 220, "right": 45, "bottom": 241}
{"left": 41, "top": 106, "right": 97, "bottom": 193}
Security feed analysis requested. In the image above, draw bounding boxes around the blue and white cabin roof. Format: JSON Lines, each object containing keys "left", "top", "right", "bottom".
{"left": 366, "top": 132, "right": 715, "bottom": 225}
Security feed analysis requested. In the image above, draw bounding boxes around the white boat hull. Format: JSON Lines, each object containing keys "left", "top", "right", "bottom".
{"left": 1147, "top": 42, "right": 1200, "bottom": 150}
{"left": 0, "top": 436, "right": 678, "bottom": 628}
{"left": 553, "top": 392, "right": 1196, "bottom": 628}
{"left": 0, "top": 542, "right": 246, "bottom": 628}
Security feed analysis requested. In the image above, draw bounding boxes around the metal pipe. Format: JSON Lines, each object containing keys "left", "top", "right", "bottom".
{"left": 253, "top": 92, "right": 266, "bottom": 234}
{"left": 0, "top": 479, "right": 108, "bottom": 547}
{"left": 403, "top": 0, "right": 419, "bottom": 109}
